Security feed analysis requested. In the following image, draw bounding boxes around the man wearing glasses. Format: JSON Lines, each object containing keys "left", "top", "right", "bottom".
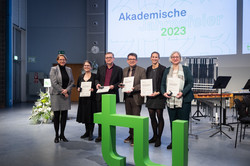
{"left": 95, "top": 52, "right": 123, "bottom": 142}
{"left": 122, "top": 53, "right": 146, "bottom": 146}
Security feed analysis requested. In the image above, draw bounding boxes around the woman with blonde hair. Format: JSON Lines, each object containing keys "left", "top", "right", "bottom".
{"left": 161, "top": 51, "right": 194, "bottom": 149}
{"left": 50, "top": 54, "right": 74, "bottom": 143}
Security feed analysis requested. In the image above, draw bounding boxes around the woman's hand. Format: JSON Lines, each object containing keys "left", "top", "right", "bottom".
{"left": 176, "top": 92, "right": 183, "bottom": 99}
{"left": 163, "top": 92, "right": 171, "bottom": 98}
{"left": 62, "top": 89, "right": 68, "bottom": 95}
{"left": 64, "top": 93, "right": 69, "bottom": 98}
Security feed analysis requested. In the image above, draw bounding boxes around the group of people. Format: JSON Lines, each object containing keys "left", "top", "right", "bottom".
{"left": 49, "top": 51, "right": 194, "bottom": 150}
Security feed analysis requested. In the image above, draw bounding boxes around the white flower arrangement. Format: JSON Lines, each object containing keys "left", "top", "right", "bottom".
{"left": 29, "top": 90, "right": 54, "bottom": 124}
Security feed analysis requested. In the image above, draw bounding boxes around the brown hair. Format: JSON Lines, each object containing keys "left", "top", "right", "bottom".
{"left": 83, "top": 60, "right": 92, "bottom": 67}
{"left": 151, "top": 51, "right": 160, "bottom": 58}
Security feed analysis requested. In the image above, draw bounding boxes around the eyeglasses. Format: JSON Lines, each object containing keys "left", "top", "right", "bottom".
{"left": 105, "top": 57, "right": 113, "bottom": 59}
{"left": 84, "top": 65, "right": 91, "bottom": 67}
{"left": 128, "top": 59, "right": 137, "bottom": 61}
{"left": 171, "top": 56, "right": 180, "bottom": 59}
{"left": 58, "top": 59, "right": 66, "bottom": 61}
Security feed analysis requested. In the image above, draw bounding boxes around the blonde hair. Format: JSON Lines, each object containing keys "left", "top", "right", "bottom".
{"left": 169, "top": 51, "right": 182, "bottom": 62}
{"left": 56, "top": 54, "right": 67, "bottom": 61}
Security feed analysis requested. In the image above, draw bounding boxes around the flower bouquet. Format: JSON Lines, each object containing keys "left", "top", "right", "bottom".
{"left": 29, "top": 90, "right": 54, "bottom": 124}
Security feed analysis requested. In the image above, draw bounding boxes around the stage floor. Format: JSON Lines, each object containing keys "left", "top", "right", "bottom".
{"left": 0, "top": 102, "right": 249, "bottom": 166}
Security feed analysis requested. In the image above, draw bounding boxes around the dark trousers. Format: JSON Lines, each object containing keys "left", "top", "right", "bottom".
{"left": 168, "top": 102, "right": 191, "bottom": 141}
{"left": 125, "top": 96, "right": 142, "bottom": 137}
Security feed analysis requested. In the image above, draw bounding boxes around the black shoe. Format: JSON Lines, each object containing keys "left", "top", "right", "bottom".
{"left": 95, "top": 136, "right": 101, "bottom": 142}
{"left": 60, "top": 135, "right": 69, "bottom": 142}
{"left": 54, "top": 136, "right": 59, "bottom": 143}
{"left": 167, "top": 143, "right": 172, "bottom": 150}
{"left": 124, "top": 136, "right": 132, "bottom": 143}
{"left": 88, "top": 134, "right": 94, "bottom": 141}
{"left": 154, "top": 137, "right": 161, "bottom": 147}
{"left": 149, "top": 136, "right": 157, "bottom": 143}
{"left": 80, "top": 132, "right": 89, "bottom": 139}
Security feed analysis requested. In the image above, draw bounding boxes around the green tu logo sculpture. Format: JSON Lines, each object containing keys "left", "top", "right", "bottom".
{"left": 94, "top": 94, "right": 188, "bottom": 166}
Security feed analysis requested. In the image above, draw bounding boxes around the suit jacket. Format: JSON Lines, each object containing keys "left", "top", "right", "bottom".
{"left": 95, "top": 64, "right": 123, "bottom": 94}
{"left": 49, "top": 65, "right": 74, "bottom": 95}
{"left": 161, "top": 65, "right": 194, "bottom": 103}
{"left": 123, "top": 65, "right": 146, "bottom": 105}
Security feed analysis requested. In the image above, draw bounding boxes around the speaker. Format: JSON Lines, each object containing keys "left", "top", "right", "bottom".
{"left": 87, "top": 34, "right": 105, "bottom": 53}
{"left": 86, "top": 0, "right": 106, "bottom": 66}
{"left": 87, "top": 0, "right": 105, "bottom": 13}
{"left": 87, "top": 14, "right": 106, "bottom": 33}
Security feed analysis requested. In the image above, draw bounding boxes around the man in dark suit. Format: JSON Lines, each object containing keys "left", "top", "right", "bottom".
{"left": 95, "top": 52, "right": 123, "bottom": 142}
{"left": 122, "top": 53, "right": 146, "bottom": 146}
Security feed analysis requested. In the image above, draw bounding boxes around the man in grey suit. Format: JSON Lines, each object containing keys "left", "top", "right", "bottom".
{"left": 122, "top": 53, "right": 146, "bottom": 146}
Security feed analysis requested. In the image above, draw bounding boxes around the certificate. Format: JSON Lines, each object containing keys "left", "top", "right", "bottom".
{"left": 80, "top": 82, "right": 92, "bottom": 97}
{"left": 122, "top": 76, "right": 134, "bottom": 92}
{"left": 96, "top": 86, "right": 110, "bottom": 93}
{"left": 167, "top": 77, "right": 180, "bottom": 96}
{"left": 140, "top": 79, "right": 153, "bottom": 96}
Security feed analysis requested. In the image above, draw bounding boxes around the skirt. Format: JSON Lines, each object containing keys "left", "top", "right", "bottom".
{"left": 146, "top": 95, "right": 166, "bottom": 109}
{"left": 50, "top": 94, "right": 71, "bottom": 111}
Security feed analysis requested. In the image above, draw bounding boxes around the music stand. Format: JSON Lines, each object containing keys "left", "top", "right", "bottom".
{"left": 210, "top": 76, "right": 231, "bottom": 139}
{"left": 243, "top": 79, "right": 250, "bottom": 91}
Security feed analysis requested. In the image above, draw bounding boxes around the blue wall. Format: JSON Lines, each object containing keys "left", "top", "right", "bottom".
{"left": 27, "top": 0, "right": 87, "bottom": 76}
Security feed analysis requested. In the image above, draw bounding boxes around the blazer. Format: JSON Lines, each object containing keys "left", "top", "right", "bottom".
{"left": 95, "top": 64, "right": 123, "bottom": 94}
{"left": 161, "top": 65, "right": 194, "bottom": 103}
{"left": 49, "top": 65, "right": 74, "bottom": 95}
{"left": 123, "top": 65, "right": 146, "bottom": 105}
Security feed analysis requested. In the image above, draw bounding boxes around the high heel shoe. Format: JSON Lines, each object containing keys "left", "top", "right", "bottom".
{"left": 80, "top": 132, "right": 89, "bottom": 139}
{"left": 54, "top": 136, "right": 59, "bottom": 143}
{"left": 60, "top": 135, "right": 69, "bottom": 142}
{"left": 149, "top": 136, "right": 157, "bottom": 143}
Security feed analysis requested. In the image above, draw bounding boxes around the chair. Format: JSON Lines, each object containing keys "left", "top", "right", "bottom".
{"left": 234, "top": 98, "right": 250, "bottom": 148}
{"left": 242, "top": 95, "right": 250, "bottom": 138}
{"left": 243, "top": 95, "right": 250, "bottom": 116}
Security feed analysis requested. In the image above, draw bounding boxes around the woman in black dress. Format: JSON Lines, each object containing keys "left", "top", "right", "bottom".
{"left": 146, "top": 51, "right": 166, "bottom": 147}
{"left": 76, "top": 60, "right": 96, "bottom": 141}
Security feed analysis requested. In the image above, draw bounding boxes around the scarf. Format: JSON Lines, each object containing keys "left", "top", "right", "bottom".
{"left": 166, "top": 64, "right": 185, "bottom": 108}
